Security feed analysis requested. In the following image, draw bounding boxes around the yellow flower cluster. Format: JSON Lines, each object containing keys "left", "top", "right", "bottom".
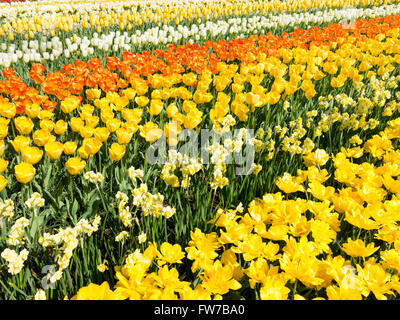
{"left": 116, "top": 191, "right": 133, "bottom": 228}
{"left": 24, "top": 192, "right": 45, "bottom": 210}
{"left": 128, "top": 166, "right": 144, "bottom": 183}
{"left": 83, "top": 171, "right": 105, "bottom": 184}
{"left": 131, "top": 183, "right": 176, "bottom": 218}
{"left": 1, "top": 24, "right": 400, "bottom": 190}
{"left": 161, "top": 150, "right": 203, "bottom": 188}
{"left": 8, "top": 217, "right": 30, "bottom": 246}
{"left": 0, "top": 199, "right": 14, "bottom": 221}
{"left": 1, "top": 248, "right": 29, "bottom": 276}
{"left": 70, "top": 113, "right": 400, "bottom": 300}
{"left": 38, "top": 215, "right": 101, "bottom": 283}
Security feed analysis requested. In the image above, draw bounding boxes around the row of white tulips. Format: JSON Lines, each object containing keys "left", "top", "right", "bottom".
{"left": 0, "top": 2, "right": 399, "bottom": 68}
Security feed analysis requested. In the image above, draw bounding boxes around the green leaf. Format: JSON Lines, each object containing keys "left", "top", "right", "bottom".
{"left": 71, "top": 199, "right": 79, "bottom": 217}
{"left": 29, "top": 215, "right": 44, "bottom": 239}
{"left": 43, "top": 189, "right": 59, "bottom": 211}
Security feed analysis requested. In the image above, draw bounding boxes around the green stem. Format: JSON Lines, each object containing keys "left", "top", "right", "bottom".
{"left": 21, "top": 184, "right": 25, "bottom": 217}
{"left": 96, "top": 184, "right": 110, "bottom": 242}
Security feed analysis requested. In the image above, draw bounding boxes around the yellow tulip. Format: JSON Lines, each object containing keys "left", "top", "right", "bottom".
{"left": 121, "top": 108, "right": 143, "bottom": 123}
{"left": 78, "top": 146, "right": 90, "bottom": 159}
{"left": 71, "top": 117, "right": 85, "bottom": 132}
{"left": 114, "top": 96, "right": 129, "bottom": 110}
{"left": 14, "top": 116, "right": 34, "bottom": 135}
{"left": 0, "top": 140, "right": 4, "bottom": 156}
{"left": 84, "top": 116, "right": 99, "bottom": 128}
{"left": 0, "top": 158, "right": 8, "bottom": 173}
{"left": 40, "top": 119, "right": 55, "bottom": 132}
{"left": 164, "top": 122, "right": 181, "bottom": 147}
{"left": 11, "top": 136, "right": 30, "bottom": 152}
{"left": 182, "top": 72, "right": 197, "bottom": 86}
{"left": 183, "top": 111, "right": 203, "bottom": 130}
{"left": 0, "top": 124, "right": 8, "bottom": 139}
{"left": 100, "top": 109, "right": 114, "bottom": 123}
{"left": 122, "top": 88, "right": 137, "bottom": 100}
{"left": 39, "top": 110, "right": 53, "bottom": 120}
{"left": 84, "top": 137, "right": 102, "bottom": 155}
{"left": 0, "top": 102, "right": 16, "bottom": 119}
{"left": 108, "top": 143, "right": 126, "bottom": 161}
{"left": 65, "top": 157, "right": 86, "bottom": 175}
{"left": 80, "top": 126, "right": 95, "bottom": 139}
{"left": 125, "top": 121, "right": 139, "bottom": 133}
{"left": 148, "top": 99, "right": 164, "bottom": 116}
{"left": 106, "top": 118, "right": 121, "bottom": 133}
{"left": 63, "top": 141, "right": 77, "bottom": 155}
{"left": 135, "top": 96, "right": 149, "bottom": 107}
{"left": 44, "top": 141, "right": 64, "bottom": 160}
{"left": 80, "top": 104, "right": 94, "bottom": 118}
{"left": 140, "top": 122, "right": 163, "bottom": 143}
{"left": 246, "top": 92, "right": 261, "bottom": 107}
{"left": 54, "top": 120, "right": 68, "bottom": 135}
{"left": 231, "top": 101, "right": 249, "bottom": 122}
{"left": 182, "top": 100, "right": 197, "bottom": 114}
{"left": 21, "top": 146, "right": 43, "bottom": 164}
{"left": 94, "top": 127, "right": 110, "bottom": 142}
{"left": 304, "top": 149, "right": 330, "bottom": 167}
{"left": 61, "top": 95, "right": 81, "bottom": 113}
{"left": 116, "top": 127, "right": 134, "bottom": 144}
{"left": 15, "top": 162, "right": 36, "bottom": 184}
{"left": 213, "top": 75, "right": 231, "bottom": 91}
{"left": 0, "top": 175, "right": 7, "bottom": 191}
{"left": 166, "top": 103, "right": 179, "bottom": 118}
{"left": 25, "top": 103, "right": 40, "bottom": 118}
{"left": 32, "top": 129, "right": 50, "bottom": 147}
{"left": 85, "top": 88, "right": 101, "bottom": 101}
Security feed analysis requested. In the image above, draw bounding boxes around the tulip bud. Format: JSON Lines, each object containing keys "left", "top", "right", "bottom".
{"left": 32, "top": 129, "right": 50, "bottom": 147}
{"left": 71, "top": 117, "right": 84, "bottom": 132}
{"left": 108, "top": 143, "right": 126, "bottom": 161}
{"left": 148, "top": 99, "right": 164, "bottom": 116}
{"left": 21, "top": 146, "right": 43, "bottom": 165}
{"left": 15, "top": 116, "right": 34, "bottom": 135}
{"left": 0, "top": 158, "right": 8, "bottom": 173}
{"left": 0, "top": 140, "right": 4, "bottom": 156}
{"left": 84, "top": 137, "right": 102, "bottom": 155}
{"left": 15, "top": 162, "right": 36, "bottom": 184}
{"left": 0, "top": 102, "right": 16, "bottom": 119}
{"left": 44, "top": 141, "right": 64, "bottom": 160}
{"left": 63, "top": 141, "right": 77, "bottom": 155}
{"left": 54, "top": 120, "right": 68, "bottom": 135}
{"left": 40, "top": 119, "right": 55, "bottom": 132}
{"left": 11, "top": 136, "right": 30, "bottom": 152}
{"left": 65, "top": 157, "right": 86, "bottom": 175}
{"left": 116, "top": 127, "right": 134, "bottom": 144}
{"left": 0, "top": 175, "right": 7, "bottom": 191}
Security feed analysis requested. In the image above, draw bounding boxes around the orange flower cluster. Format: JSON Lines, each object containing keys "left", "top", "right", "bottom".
{"left": 29, "top": 59, "right": 121, "bottom": 100}
{"left": 1, "top": 14, "right": 400, "bottom": 116}
{"left": 0, "top": 68, "right": 56, "bottom": 113}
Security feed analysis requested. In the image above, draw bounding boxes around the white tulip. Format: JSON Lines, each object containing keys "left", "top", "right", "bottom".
{"left": 23, "top": 54, "right": 30, "bottom": 63}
